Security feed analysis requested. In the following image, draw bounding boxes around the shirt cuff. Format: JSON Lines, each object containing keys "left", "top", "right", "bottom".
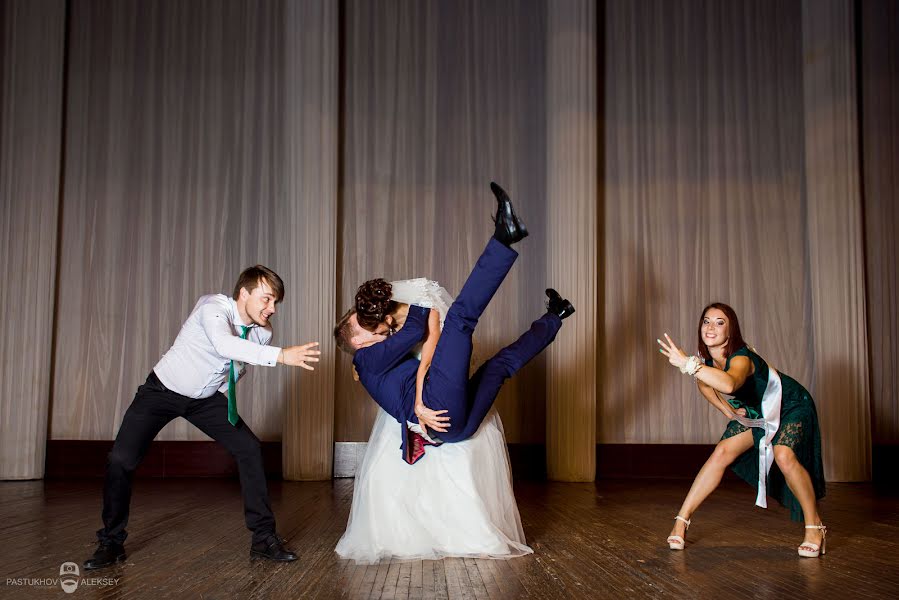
{"left": 260, "top": 345, "right": 281, "bottom": 366}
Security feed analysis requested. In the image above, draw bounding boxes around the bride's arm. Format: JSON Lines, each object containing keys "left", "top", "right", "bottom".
{"left": 414, "top": 309, "right": 448, "bottom": 433}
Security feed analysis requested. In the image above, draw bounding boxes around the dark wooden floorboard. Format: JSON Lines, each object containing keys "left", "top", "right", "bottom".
{"left": 1, "top": 478, "right": 898, "bottom": 599}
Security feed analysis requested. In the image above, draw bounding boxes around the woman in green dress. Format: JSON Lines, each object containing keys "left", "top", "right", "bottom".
{"left": 657, "top": 302, "right": 826, "bottom": 557}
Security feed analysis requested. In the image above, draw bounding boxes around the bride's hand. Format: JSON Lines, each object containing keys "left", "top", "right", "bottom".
{"left": 657, "top": 333, "right": 688, "bottom": 369}
{"left": 726, "top": 407, "right": 748, "bottom": 420}
{"left": 414, "top": 404, "right": 450, "bottom": 434}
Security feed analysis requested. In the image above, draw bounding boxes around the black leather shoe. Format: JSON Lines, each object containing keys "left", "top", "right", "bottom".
{"left": 546, "top": 288, "right": 575, "bottom": 319}
{"left": 83, "top": 542, "right": 126, "bottom": 570}
{"left": 250, "top": 534, "right": 297, "bottom": 562}
{"left": 490, "top": 182, "right": 529, "bottom": 246}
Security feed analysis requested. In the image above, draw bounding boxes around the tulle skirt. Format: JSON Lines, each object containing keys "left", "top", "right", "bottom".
{"left": 335, "top": 407, "right": 532, "bottom": 564}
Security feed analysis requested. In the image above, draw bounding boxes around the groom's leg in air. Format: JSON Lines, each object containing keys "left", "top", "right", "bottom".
{"left": 440, "top": 289, "right": 574, "bottom": 443}
{"left": 426, "top": 239, "right": 517, "bottom": 416}
{"left": 425, "top": 183, "right": 528, "bottom": 424}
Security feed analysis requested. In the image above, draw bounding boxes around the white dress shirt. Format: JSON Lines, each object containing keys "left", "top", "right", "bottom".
{"left": 153, "top": 294, "right": 281, "bottom": 398}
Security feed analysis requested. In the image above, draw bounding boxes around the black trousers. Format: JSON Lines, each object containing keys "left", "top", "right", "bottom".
{"left": 97, "top": 371, "right": 276, "bottom": 546}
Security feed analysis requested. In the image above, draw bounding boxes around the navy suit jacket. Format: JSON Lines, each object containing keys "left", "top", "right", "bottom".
{"left": 353, "top": 305, "right": 431, "bottom": 463}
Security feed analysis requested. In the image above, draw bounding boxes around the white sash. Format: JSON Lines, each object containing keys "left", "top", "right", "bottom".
{"left": 731, "top": 367, "right": 782, "bottom": 508}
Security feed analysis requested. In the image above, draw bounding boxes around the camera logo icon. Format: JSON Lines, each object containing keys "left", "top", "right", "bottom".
{"left": 59, "top": 562, "right": 80, "bottom": 594}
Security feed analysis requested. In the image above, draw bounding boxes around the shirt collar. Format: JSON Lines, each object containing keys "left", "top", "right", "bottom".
{"left": 228, "top": 297, "right": 258, "bottom": 329}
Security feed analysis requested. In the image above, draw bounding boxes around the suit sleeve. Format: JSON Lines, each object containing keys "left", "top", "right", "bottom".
{"left": 354, "top": 305, "right": 429, "bottom": 374}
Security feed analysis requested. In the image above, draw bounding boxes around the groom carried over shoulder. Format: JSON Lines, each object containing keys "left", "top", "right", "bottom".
{"left": 334, "top": 182, "right": 575, "bottom": 464}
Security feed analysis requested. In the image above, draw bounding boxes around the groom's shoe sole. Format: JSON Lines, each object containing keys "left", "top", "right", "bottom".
{"left": 490, "top": 182, "right": 529, "bottom": 245}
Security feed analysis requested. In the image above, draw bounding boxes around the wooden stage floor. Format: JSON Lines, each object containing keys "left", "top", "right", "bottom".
{"left": 1, "top": 478, "right": 897, "bottom": 599}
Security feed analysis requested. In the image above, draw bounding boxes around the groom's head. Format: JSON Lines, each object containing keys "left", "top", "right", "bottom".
{"left": 334, "top": 308, "right": 390, "bottom": 355}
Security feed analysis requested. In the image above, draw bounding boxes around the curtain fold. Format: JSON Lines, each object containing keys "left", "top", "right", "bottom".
{"left": 279, "top": 0, "right": 339, "bottom": 480}
{"left": 861, "top": 0, "right": 899, "bottom": 447}
{"left": 0, "top": 0, "right": 67, "bottom": 479}
{"left": 545, "top": 0, "right": 598, "bottom": 482}
{"left": 802, "top": 0, "right": 871, "bottom": 480}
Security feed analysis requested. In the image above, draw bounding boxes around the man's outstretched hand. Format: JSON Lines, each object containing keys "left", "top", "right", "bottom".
{"left": 278, "top": 342, "right": 321, "bottom": 370}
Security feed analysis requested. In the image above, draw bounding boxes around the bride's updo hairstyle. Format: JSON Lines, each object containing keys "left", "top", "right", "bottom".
{"left": 354, "top": 278, "right": 397, "bottom": 332}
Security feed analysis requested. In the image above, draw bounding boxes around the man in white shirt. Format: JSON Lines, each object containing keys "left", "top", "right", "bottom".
{"left": 84, "top": 265, "right": 321, "bottom": 569}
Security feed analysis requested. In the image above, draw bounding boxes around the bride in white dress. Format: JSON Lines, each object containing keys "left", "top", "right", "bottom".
{"left": 335, "top": 278, "right": 533, "bottom": 563}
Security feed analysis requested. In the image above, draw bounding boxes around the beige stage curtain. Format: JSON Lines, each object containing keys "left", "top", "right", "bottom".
{"left": 861, "top": 0, "right": 899, "bottom": 446}
{"left": 0, "top": 0, "right": 66, "bottom": 479}
{"left": 603, "top": 0, "right": 871, "bottom": 481}
{"left": 49, "top": 0, "right": 339, "bottom": 479}
{"left": 3, "top": 0, "right": 888, "bottom": 483}
{"left": 802, "top": 0, "right": 871, "bottom": 480}
{"left": 545, "top": 0, "right": 598, "bottom": 482}
{"left": 280, "top": 0, "right": 338, "bottom": 480}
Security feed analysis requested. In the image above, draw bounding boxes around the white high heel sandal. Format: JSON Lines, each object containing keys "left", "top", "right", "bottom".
{"left": 798, "top": 524, "right": 827, "bottom": 557}
{"left": 667, "top": 515, "right": 691, "bottom": 550}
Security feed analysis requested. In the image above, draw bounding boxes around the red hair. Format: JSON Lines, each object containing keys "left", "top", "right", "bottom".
{"left": 697, "top": 302, "right": 746, "bottom": 361}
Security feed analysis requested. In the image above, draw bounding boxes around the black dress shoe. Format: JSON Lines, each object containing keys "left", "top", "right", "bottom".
{"left": 250, "top": 534, "right": 297, "bottom": 562}
{"left": 83, "top": 542, "right": 126, "bottom": 570}
{"left": 490, "top": 182, "right": 529, "bottom": 246}
{"left": 546, "top": 288, "right": 575, "bottom": 319}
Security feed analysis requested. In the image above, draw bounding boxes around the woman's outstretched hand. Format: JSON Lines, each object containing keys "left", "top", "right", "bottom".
{"left": 657, "top": 333, "right": 688, "bottom": 370}
{"left": 415, "top": 403, "right": 450, "bottom": 435}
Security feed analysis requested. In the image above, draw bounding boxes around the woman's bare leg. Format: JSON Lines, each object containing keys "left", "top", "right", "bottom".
{"left": 773, "top": 445, "right": 824, "bottom": 550}
{"left": 669, "top": 430, "right": 754, "bottom": 540}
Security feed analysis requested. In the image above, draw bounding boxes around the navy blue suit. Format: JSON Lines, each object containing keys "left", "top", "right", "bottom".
{"left": 354, "top": 238, "right": 563, "bottom": 463}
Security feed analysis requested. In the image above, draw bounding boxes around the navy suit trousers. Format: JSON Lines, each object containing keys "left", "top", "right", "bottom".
{"left": 424, "top": 238, "right": 562, "bottom": 442}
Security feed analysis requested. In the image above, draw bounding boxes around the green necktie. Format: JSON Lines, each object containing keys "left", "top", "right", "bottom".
{"left": 227, "top": 325, "right": 251, "bottom": 426}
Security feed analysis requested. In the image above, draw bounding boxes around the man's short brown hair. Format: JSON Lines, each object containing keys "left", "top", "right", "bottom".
{"left": 334, "top": 308, "right": 358, "bottom": 355}
{"left": 233, "top": 265, "right": 285, "bottom": 303}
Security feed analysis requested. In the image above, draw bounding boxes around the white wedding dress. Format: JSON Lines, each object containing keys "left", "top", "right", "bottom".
{"left": 335, "top": 278, "right": 532, "bottom": 563}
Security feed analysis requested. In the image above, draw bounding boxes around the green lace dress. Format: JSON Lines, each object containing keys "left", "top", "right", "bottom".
{"left": 714, "top": 346, "right": 825, "bottom": 521}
